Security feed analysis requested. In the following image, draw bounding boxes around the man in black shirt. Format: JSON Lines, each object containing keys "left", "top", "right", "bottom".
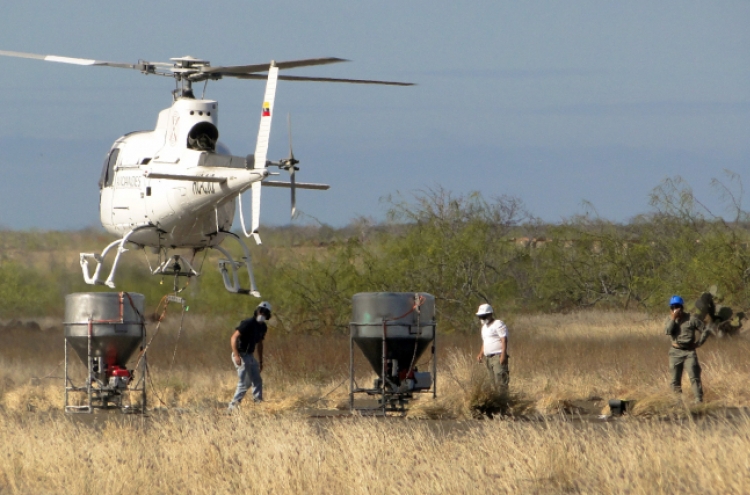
{"left": 228, "top": 301, "right": 271, "bottom": 411}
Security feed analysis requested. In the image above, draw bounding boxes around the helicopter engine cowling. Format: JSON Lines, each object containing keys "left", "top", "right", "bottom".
{"left": 153, "top": 99, "right": 219, "bottom": 163}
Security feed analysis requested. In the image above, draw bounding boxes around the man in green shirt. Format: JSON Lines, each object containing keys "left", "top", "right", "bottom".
{"left": 664, "top": 295, "right": 711, "bottom": 402}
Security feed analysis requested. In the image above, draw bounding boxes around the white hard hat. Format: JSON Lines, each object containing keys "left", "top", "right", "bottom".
{"left": 476, "top": 303, "right": 493, "bottom": 316}
{"left": 257, "top": 301, "right": 272, "bottom": 313}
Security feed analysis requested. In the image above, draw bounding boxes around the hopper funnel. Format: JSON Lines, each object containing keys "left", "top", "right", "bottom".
{"left": 64, "top": 292, "right": 145, "bottom": 369}
{"left": 350, "top": 292, "right": 435, "bottom": 377}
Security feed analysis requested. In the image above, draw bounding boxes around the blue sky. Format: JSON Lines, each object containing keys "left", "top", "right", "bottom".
{"left": 0, "top": 1, "right": 748, "bottom": 230}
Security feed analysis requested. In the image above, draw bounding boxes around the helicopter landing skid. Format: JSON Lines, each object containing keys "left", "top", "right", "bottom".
{"left": 215, "top": 232, "right": 261, "bottom": 297}
{"left": 80, "top": 226, "right": 151, "bottom": 288}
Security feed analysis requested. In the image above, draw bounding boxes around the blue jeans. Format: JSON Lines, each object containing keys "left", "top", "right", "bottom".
{"left": 229, "top": 352, "right": 262, "bottom": 408}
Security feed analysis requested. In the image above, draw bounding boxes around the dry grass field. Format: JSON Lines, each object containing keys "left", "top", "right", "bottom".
{"left": 1, "top": 310, "right": 750, "bottom": 493}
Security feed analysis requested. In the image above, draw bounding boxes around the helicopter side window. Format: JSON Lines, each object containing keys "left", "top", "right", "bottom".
{"left": 98, "top": 148, "right": 120, "bottom": 189}
{"left": 200, "top": 153, "right": 246, "bottom": 169}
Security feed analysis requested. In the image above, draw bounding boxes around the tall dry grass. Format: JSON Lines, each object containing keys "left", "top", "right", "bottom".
{"left": 2, "top": 310, "right": 749, "bottom": 416}
{"left": 1, "top": 310, "right": 749, "bottom": 493}
{"left": 1, "top": 411, "right": 750, "bottom": 494}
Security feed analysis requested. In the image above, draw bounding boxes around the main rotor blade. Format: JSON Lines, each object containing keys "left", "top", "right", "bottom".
{"left": 0, "top": 49, "right": 145, "bottom": 70}
{"left": 1, "top": 50, "right": 414, "bottom": 85}
{"left": 202, "top": 57, "right": 348, "bottom": 76}
{"left": 234, "top": 73, "right": 415, "bottom": 86}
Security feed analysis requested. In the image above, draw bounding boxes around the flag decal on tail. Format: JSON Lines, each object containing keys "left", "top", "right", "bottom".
{"left": 262, "top": 102, "right": 271, "bottom": 117}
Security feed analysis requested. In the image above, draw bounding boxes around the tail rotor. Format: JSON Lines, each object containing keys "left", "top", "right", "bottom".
{"left": 264, "top": 117, "right": 330, "bottom": 217}
{"left": 271, "top": 113, "right": 299, "bottom": 218}
{"left": 280, "top": 113, "right": 300, "bottom": 218}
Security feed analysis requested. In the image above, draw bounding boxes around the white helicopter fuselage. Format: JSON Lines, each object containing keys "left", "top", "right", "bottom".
{"left": 0, "top": 49, "right": 409, "bottom": 294}
{"left": 99, "top": 97, "right": 264, "bottom": 249}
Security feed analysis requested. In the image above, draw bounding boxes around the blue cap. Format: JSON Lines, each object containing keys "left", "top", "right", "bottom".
{"left": 669, "top": 295, "right": 684, "bottom": 307}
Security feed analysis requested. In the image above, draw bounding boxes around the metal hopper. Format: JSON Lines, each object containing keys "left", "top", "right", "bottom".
{"left": 349, "top": 292, "right": 437, "bottom": 413}
{"left": 63, "top": 292, "right": 147, "bottom": 413}
{"left": 64, "top": 292, "right": 145, "bottom": 367}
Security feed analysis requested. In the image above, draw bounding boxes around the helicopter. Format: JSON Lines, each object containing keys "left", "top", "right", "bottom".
{"left": 0, "top": 49, "right": 412, "bottom": 297}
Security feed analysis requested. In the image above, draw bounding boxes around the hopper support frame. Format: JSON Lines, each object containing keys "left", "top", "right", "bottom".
{"left": 348, "top": 321, "right": 437, "bottom": 416}
{"left": 64, "top": 315, "right": 148, "bottom": 414}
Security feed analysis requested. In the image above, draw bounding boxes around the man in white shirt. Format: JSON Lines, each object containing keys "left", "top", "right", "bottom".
{"left": 475, "top": 303, "right": 509, "bottom": 391}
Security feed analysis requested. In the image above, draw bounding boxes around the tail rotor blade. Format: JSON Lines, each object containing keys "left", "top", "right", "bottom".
{"left": 288, "top": 113, "right": 294, "bottom": 159}
{"left": 286, "top": 112, "right": 299, "bottom": 219}
{"left": 290, "top": 168, "right": 297, "bottom": 219}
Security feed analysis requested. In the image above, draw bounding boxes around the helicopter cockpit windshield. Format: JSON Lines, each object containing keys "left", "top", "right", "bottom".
{"left": 187, "top": 122, "right": 218, "bottom": 151}
{"left": 98, "top": 148, "right": 119, "bottom": 189}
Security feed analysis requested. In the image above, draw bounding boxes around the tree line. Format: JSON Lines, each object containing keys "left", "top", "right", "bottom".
{"left": 0, "top": 174, "right": 748, "bottom": 333}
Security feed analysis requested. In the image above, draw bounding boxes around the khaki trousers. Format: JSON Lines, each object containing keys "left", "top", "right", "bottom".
{"left": 485, "top": 354, "right": 510, "bottom": 391}
{"left": 668, "top": 347, "right": 703, "bottom": 402}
